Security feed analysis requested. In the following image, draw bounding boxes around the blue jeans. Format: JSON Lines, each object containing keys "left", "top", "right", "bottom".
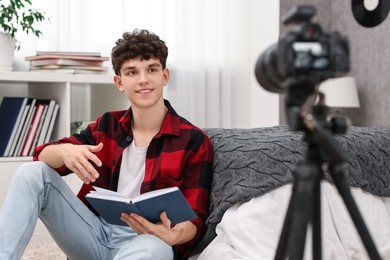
{"left": 0, "top": 161, "right": 174, "bottom": 260}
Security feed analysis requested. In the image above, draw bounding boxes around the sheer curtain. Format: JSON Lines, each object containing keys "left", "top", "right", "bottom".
{"left": 15, "top": 0, "right": 280, "bottom": 128}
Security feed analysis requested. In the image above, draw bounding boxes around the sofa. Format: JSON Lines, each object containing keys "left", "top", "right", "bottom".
{"left": 189, "top": 125, "right": 390, "bottom": 259}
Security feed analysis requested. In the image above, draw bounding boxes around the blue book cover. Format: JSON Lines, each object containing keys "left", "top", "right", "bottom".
{"left": 0, "top": 97, "right": 29, "bottom": 156}
{"left": 85, "top": 186, "right": 197, "bottom": 226}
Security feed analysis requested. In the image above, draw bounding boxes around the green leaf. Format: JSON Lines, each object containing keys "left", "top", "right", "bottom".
{"left": 0, "top": 0, "right": 48, "bottom": 45}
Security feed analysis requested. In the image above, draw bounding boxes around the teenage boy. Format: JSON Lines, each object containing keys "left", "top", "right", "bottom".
{"left": 0, "top": 29, "right": 213, "bottom": 260}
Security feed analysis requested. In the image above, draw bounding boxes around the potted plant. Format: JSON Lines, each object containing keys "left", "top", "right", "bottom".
{"left": 0, "top": 0, "right": 47, "bottom": 71}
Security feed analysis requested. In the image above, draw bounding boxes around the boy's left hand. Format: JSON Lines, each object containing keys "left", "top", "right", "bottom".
{"left": 120, "top": 211, "right": 196, "bottom": 246}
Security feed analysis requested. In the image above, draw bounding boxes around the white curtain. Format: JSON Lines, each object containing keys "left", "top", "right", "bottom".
{"left": 15, "top": 0, "right": 280, "bottom": 128}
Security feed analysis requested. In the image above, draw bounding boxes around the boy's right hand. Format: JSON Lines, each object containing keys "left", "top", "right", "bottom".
{"left": 38, "top": 142, "right": 103, "bottom": 184}
{"left": 61, "top": 143, "right": 103, "bottom": 184}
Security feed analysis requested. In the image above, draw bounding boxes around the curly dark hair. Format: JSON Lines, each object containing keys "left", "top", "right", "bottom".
{"left": 111, "top": 29, "right": 168, "bottom": 75}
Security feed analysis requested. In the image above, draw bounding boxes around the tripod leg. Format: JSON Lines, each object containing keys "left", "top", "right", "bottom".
{"left": 312, "top": 177, "right": 322, "bottom": 260}
{"left": 329, "top": 165, "right": 381, "bottom": 260}
{"left": 274, "top": 182, "right": 297, "bottom": 260}
{"left": 274, "top": 163, "right": 318, "bottom": 260}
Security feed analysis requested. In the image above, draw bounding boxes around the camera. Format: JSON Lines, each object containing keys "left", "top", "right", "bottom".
{"left": 255, "top": 5, "right": 350, "bottom": 94}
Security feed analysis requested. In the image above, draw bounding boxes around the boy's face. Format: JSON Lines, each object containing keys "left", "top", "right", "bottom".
{"left": 114, "top": 57, "right": 169, "bottom": 110}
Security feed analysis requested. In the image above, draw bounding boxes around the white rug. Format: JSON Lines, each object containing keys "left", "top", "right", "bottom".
{"left": 22, "top": 240, "right": 66, "bottom": 260}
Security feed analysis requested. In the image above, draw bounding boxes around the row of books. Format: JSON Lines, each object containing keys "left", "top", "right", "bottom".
{"left": 0, "top": 97, "right": 60, "bottom": 157}
{"left": 25, "top": 51, "right": 110, "bottom": 74}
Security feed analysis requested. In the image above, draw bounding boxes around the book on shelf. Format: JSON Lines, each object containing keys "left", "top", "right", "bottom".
{"left": 6, "top": 102, "right": 30, "bottom": 156}
{"left": 35, "top": 99, "right": 57, "bottom": 147}
{"left": 85, "top": 186, "right": 197, "bottom": 226}
{"left": 27, "top": 99, "right": 57, "bottom": 155}
{"left": 29, "top": 68, "right": 108, "bottom": 75}
{"left": 20, "top": 104, "right": 46, "bottom": 156}
{"left": 0, "top": 97, "right": 29, "bottom": 156}
{"left": 13, "top": 99, "right": 37, "bottom": 156}
{"left": 30, "top": 65, "right": 107, "bottom": 71}
{"left": 36, "top": 51, "right": 102, "bottom": 57}
{"left": 29, "top": 104, "right": 48, "bottom": 155}
{"left": 25, "top": 54, "right": 110, "bottom": 62}
{"left": 0, "top": 97, "right": 60, "bottom": 157}
{"left": 29, "top": 59, "right": 106, "bottom": 67}
{"left": 44, "top": 104, "right": 60, "bottom": 143}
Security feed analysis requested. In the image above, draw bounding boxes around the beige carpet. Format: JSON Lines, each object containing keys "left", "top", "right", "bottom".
{"left": 22, "top": 240, "right": 66, "bottom": 260}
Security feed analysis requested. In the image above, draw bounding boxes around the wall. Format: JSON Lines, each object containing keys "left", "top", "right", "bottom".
{"left": 249, "top": 1, "right": 281, "bottom": 127}
{"left": 13, "top": 0, "right": 280, "bottom": 129}
{"left": 280, "top": 0, "right": 390, "bottom": 127}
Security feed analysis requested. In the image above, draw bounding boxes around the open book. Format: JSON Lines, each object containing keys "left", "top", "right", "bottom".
{"left": 86, "top": 186, "right": 197, "bottom": 226}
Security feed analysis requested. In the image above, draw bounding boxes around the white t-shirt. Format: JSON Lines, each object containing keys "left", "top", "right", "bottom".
{"left": 117, "top": 140, "right": 148, "bottom": 198}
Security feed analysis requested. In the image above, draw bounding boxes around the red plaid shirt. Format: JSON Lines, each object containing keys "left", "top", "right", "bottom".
{"left": 33, "top": 100, "right": 213, "bottom": 259}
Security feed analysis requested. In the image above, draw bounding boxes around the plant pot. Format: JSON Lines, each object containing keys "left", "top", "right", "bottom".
{"left": 0, "top": 32, "right": 16, "bottom": 71}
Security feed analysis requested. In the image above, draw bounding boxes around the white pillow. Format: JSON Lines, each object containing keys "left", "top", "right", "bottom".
{"left": 192, "top": 183, "right": 390, "bottom": 260}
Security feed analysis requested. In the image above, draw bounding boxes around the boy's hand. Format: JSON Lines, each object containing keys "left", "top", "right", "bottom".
{"left": 61, "top": 143, "right": 103, "bottom": 184}
{"left": 39, "top": 142, "right": 104, "bottom": 184}
{"left": 120, "top": 211, "right": 196, "bottom": 246}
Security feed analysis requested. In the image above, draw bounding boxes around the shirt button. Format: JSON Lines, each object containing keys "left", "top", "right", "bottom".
{"left": 126, "top": 136, "right": 132, "bottom": 142}
{"left": 112, "top": 159, "right": 116, "bottom": 165}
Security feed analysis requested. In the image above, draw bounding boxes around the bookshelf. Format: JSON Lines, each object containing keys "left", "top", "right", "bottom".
{"left": 0, "top": 72, "right": 129, "bottom": 149}
{"left": 0, "top": 71, "right": 129, "bottom": 243}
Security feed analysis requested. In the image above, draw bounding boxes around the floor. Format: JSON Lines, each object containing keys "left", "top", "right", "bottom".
{"left": 22, "top": 240, "right": 66, "bottom": 260}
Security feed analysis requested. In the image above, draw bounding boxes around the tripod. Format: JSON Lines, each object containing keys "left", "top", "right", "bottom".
{"left": 274, "top": 88, "right": 381, "bottom": 260}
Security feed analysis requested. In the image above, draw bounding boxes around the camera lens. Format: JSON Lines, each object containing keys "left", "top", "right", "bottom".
{"left": 254, "top": 45, "right": 285, "bottom": 94}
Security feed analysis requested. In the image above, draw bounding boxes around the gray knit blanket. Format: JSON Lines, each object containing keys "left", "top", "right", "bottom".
{"left": 192, "top": 125, "right": 390, "bottom": 254}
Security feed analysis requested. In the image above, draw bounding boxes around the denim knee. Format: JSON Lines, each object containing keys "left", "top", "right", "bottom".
{"left": 13, "top": 161, "right": 53, "bottom": 187}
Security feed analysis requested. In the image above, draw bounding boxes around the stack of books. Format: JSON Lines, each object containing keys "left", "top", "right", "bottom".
{"left": 25, "top": 51, "right": 110, "bottom": 74}
{"left": 0, "top": 97, "right": 60, "bottom": 157}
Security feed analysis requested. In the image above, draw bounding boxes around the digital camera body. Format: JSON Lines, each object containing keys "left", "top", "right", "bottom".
{"left": 255, "top": 5, "right": 350, "bottom": 94}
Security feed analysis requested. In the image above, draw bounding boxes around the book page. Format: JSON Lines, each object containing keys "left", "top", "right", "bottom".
{"left": 131, "top": 187, "right": 179, "bottom": 203}
{"left": 87, "top": 187, "right": 130, "bottom": 203}
{"left": 89, "top": 186, "right": 179, "bottom": 204}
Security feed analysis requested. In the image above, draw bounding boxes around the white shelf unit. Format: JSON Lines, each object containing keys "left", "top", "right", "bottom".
{"left": 0, "top": 71, "right": 130, "bottom": 156}
{"left": 0, "top": 71, "right": 129, "bottom": 243}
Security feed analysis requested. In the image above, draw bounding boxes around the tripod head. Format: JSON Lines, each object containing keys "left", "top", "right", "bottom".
{"left": 284, "top": 77, "right": 349, "bottom": 167}
{"left": 284, "top": 76, "right": 348, "bottom": 133}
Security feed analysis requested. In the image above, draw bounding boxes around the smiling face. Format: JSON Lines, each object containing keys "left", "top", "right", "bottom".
{"left": 114, "top": 57, "right": 169, "bottom": 110}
